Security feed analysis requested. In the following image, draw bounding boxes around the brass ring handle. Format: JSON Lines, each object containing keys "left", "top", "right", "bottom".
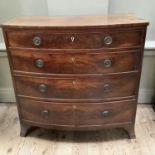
{"left": 101, "top": 111, "right": 110, "bottom": 117}
{"left": 103, "top": 84, "right": 111, "bottom": 92}
{"left": 103, "top": 59, "right": 112, "bottom": 68}
{"left": 39, "top": 84, "right": 48, "bottom": 93}
{"left": 104, "top": 36, "right": 112, "bottom": 45}
{"left": 33, "top": 36, "right": 42, "bottom": 46}
{"left": 41, "top": 110, "right": 49, "bottom": 118}
{"left": 35, "top": 59, "right": 44, "bottom": 68}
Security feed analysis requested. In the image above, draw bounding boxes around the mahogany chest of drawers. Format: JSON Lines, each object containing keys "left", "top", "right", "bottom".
{"left": 2, "top": 15, "right": 148, "bottom": 138}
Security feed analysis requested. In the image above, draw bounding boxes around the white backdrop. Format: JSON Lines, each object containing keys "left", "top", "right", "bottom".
{"left": 0, "top": 0, "right": 109, "bottom": 42}
{"left": 47, "top": 0, "right": 108, "bottom": 16}
{"left": 109, "top": 0, "right": 155, "bottom": 40}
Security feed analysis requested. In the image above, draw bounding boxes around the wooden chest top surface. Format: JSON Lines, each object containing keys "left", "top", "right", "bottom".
{"left": 2, "top": 14, "right": 148, "bottom": 29}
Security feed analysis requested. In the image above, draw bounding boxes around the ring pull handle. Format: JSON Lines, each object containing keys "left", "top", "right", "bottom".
{"left": 101, "top": 111, "right": 110, "bottom": 117}
{"left": 104, "top": 36, "right": 112, "bottom": 45}
{"left": 103, "top": 84, "right": 112, "bottom": 92}
{"left": 33, "top": 36, "right": 42, "bottom": 46}
{"left": 103, "top": 59, "right": 112, "bottom": 68}
{"left": 35, "top": 59, "right": 44, "bottom": 68}
{"left": 39, "top": 84, "right": 48, "bottom": 93}
{"left": 41, "top": 110, "right": 49, "bottom": 118}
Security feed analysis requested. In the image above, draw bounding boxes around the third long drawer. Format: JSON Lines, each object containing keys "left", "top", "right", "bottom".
{"left": 14, "top": 73, "right": 138, "bottom": 101}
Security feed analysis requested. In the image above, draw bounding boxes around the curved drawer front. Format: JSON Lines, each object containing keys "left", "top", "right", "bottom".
{"left": 7, "top": 29, "right": 142, "bottom": 49}
{"left": 19, "top": 98, "right": 136, "bottom": 126}
{"left": 15, "top": 74, "right": 137, "bottom": 100}
{"left": 11, "top": 49, "right": 139, "bottom": 74}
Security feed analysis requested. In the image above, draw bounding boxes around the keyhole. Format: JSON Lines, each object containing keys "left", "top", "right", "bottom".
{"left": 71, "top": 36, "right": 75, "bottom": 42}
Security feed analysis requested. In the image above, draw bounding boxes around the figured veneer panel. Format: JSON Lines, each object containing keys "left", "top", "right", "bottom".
{"left": 10, "top": 49, "right": 140, "bottom": 75}
{"left": 6, "top": 30, "right": 143, "bottom": 49}
{"left": 19, "top": 98, "right": 136, "bottom": 126}
{"left": 15, "top": 73, "right": 137, "bottom": 100}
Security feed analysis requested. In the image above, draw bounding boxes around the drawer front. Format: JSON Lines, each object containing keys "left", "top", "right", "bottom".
{"left": 7, "top": 30, "right": 142, "bottom": 49}
{"left": 11, "top": 49, "right": 139, "bottom": 74}
{"left": 15, "top": 74, "right": 137, "bottom": 100}
{"left": 19, "top": 98, "right": 136, "bottom": 126}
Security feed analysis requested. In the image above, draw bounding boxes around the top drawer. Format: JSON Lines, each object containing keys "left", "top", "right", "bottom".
{"left": 6, "top": 29, "right": 143, "bottom": 49}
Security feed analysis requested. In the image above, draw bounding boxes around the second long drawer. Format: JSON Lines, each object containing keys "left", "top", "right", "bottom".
{"left": 15, "top": 73, "right": 138, "bottom": 101}
{"left": 10, "top": 49, "right": 140, "bottom": 75}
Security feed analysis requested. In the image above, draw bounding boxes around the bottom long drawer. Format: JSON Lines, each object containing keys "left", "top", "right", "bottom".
{"left": 19, "top": 98, "right": 136, "bottom": 127}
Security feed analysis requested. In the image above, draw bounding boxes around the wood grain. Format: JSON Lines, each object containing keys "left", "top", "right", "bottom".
{"left": 0, "top": 103, "right": 154, "bottom": 155}
{"left": 1, "top": 14, "right": 149, "bottom": 28}
{"left": 15, "top": 73, "right": 138, "bottom": 100}
{"left": 1, "top": 15, "right": 148, "bottom": 138}
{"left": 6, "top": 29, "right": 143, "bottom": 49}
{"left": 10, "top": 49, "right": 140, "bottom": 75}
{"left": 19, "top": 98, "right": 136, "bottom": 127}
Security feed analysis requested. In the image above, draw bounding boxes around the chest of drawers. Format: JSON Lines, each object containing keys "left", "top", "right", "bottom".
{"left": 2, "top": 15, "right": 148, "bottom": 138}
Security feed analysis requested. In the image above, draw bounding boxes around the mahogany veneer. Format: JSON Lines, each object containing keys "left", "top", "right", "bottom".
{"left": 1, "top": 15, "right": 149, "bottom": 138}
